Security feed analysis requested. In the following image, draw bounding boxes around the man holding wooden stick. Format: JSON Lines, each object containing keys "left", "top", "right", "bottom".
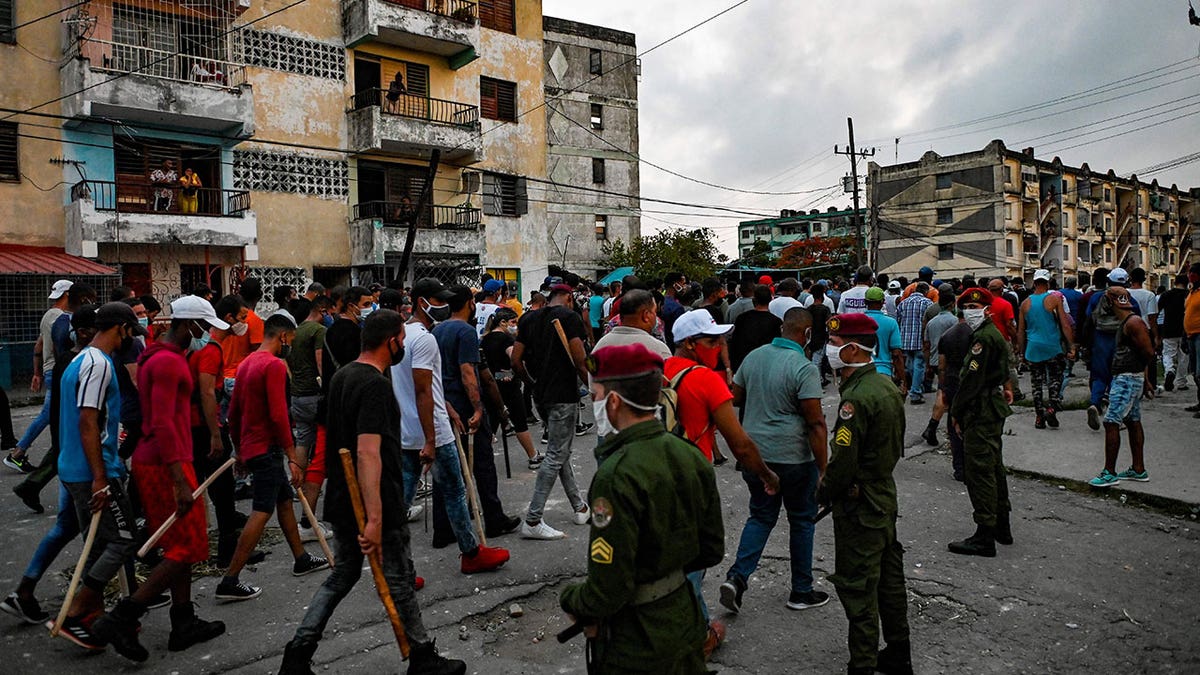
{"left": 281, "top": 310, "right": 465, "bottom": 675}
{"left": 91, "top": 295, "right": 228, "bottom": 661}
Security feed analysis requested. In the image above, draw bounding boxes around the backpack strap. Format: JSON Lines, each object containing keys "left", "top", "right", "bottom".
{"left": 666, "top": 365, "right": 712, "bottom": 442}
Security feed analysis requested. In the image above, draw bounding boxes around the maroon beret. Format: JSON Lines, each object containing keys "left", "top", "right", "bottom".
{"left": 587, "top": 343, "right": 664, "bottom": 382}
{"left": 957, "top": 287, "right": 993, "bottom": 308}
{"left": 827, "top": 312, "right": 878, "bottom": 337}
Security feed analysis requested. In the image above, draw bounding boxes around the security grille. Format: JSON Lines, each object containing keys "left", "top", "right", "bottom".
{"left": 230, "top": 265, "right": 308, "bottom": 315}
{"left": 382, "top": 253, "right": 482, "bottom": 288}
{"left": 232, "top": 150, "right": 349, "bottom": 199}
{"left": 234, "top": 29, "right": 345, "bottom": 81}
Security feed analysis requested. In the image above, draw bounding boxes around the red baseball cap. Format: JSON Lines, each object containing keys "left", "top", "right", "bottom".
{"left": 587, "top": 343, "right": 664, "bottom": 382}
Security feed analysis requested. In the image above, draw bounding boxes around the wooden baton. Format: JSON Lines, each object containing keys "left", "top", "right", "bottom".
{"left": 297, "top": 489, "right": 335, "bottom": 566}
{"left": 454, "top": 434, "right": 488, "bottom": 548}
{"left": 51, "top": 509, "right": 102, "bottom": 637}
{"left": 137, "top": 456, "right": 236, "bottom": 558}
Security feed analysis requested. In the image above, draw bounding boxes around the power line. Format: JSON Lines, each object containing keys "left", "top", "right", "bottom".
{"left": 1013, "top": 92, "right": 1200, "bottom": 145}
{"left": 1045, "top": 108, "right": 1200, "bottom": 155}
{"left": 9, "top": 1, "right": 90, "bottom": 34}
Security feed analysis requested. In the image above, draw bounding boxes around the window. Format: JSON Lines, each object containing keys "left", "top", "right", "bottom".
{"left": 1002, "top": 165, "right": 1012, "bottom": 183}
{"left": 1105, "top": 246, "right": 1113, "bottom": 263}
{"left": 485, "top": 268, "right": 520, "bottom": 297}
{"left": 0, "top": 0, "right": 13, "bottom": 43}
{"left": 1105, "top": 216, "right": 1113, "bottom": 232}
{"left": 0, "top": 122, "right": 17, "bottom": 182}
{"left": 595, "top": 215, "right": 608, "bottom": 240}
{"left": 589, "top": 49, "right": 602, "bottom": 75}
{"left": 936, "top": 173, "right": 951, "bottom": 189}
{"left": 1005, "top": 203, "right": 1013, "bottom": 220}
{"left": 1006, "top": 238, "right": 1014, "bottom": 257}
{"left": 592, "top": 158, "right": 605, "bottom": 184}
{"left": 480, "top": 77, "right": 517, "bottom": 121}
{"left": 1062, "top": 244, "right": 1070, "bottom": 261}
{"left": 590, "top": 103, "right": 603, "bottom": 130}
{"left": 1103, "top": 187, "right": 1112, "bottom": 202}
{"left": 937, "top": 244, "right": 954, "bottom": 260}
{"left": 1062, "top": 211, "right": 1070, "bottom": 228}
{"left": 482, "top": 173, "right": 527, "bottom": 216}
{"left": 478, "top": 0, "right": 515, "bottom": 33}
{"left": 936, "top": 207, "right": 953, "bottom": 225}
{"left": 1171, "top": 250, "right": 1177, "bottom": 265}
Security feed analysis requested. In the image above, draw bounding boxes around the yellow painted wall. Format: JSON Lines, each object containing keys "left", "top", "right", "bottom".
{"left": 252, "top": 192, "right": 351, "bottom": 267}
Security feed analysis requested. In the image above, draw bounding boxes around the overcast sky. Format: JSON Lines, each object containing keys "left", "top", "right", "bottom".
{"left": 543, "top": 0, "right": 1200, "bottom": 258}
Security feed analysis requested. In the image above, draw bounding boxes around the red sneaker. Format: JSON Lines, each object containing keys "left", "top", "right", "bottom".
{"left": 414, "top": 577, "right": 425, "bottom": 591}
{"left": 703, "top": 620, "right": 726, "bottom": 661}
{"left": 460, "top": 545, "right": 510, "bottom": 574}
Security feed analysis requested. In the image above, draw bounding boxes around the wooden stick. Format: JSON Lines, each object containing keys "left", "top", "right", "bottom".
{"left": 297, "top": 490, "right": 334, "bottom": 566}
{"left": 454, "top": 434, "right": 487, "bottom": 548}
{"left": 500, "top": 424, "right": 512, "bottom": 479}
{"left": 51, "top": 510, "right": 101, "bottom": 637}
{"left": 551, "top": 318, "right": 571, "bottom": 353}
{"left": 338, "top": 448, "right": 410, "bottom": 659}
{"left": 138, "top": 457, "right": 235, "bottom": 558}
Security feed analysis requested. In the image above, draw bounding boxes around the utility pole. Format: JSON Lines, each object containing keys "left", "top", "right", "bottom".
{"left": 396, "top": 149, "right": 441, "bottom": 288}
{"left": 835, "top": 117, "right": 875, "bottom": 268}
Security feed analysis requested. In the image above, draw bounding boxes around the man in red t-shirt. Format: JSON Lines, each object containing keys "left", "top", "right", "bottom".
{"left": 986, "top": 278, "right": 1025, "bottom": 399}
{"left": 220, "top": 314, "right": 327, "bottom": 602}
{"left": 665, "top": 309, "right": 779, "bottom": 657}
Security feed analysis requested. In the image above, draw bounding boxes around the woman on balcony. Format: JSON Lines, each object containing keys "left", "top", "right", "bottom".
{"left": 180, "top": 167, "right": 202, "bottom": 214}
{"left": 385, "top": 72, "right": 406, "bottom": 114}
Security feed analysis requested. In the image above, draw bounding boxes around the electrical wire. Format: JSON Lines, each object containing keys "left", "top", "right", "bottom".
{"left": 9, "top": 1, "right": 90, "bottom": 34}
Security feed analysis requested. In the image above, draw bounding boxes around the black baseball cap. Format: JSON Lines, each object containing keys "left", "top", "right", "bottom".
{"left": 378, "top": 288, "right": 405, "bottom": 309}
{"left": 411, "top": 277, "right": 455, "bottom": 302}
{"left": 95, "top": 301, "right": 148, "bottom": 335}
{"left": 71, "top": 304, "right": 98, "bottom": 331}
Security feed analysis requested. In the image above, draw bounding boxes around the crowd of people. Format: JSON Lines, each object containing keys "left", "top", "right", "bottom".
{"left": 0, "top": 258, "right": 1196, "bottom": 674}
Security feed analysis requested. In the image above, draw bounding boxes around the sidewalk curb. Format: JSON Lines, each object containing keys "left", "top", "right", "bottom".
{"left": 1008, "top": 466, "right": 1200, "bottom": 515}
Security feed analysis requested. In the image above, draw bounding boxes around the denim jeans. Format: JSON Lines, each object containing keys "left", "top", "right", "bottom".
{"left": 16, "top": 370, "right": 53, "bottom": 451}
{"left": 292, "top": 526, "right": 429, "bottom": 648}
{"left": 1089, "top": 334, "right": 1115, "bottom": 406}
{"left": 402, "top": 443, "right": 477, "bottom": 554}
{"left": 1188, "top": 334, "right": 1200, "bottom": 395}
{"left": 903, "top": 350, "right": 926, "bottom": 398}
{"left": 526, "top": 402, "right": 585, "bottom": 524}
{"left": 726, "top": 461, "right": 820, "bottom": 594}
{"left": 687, "top": 569, "right": 709, "bottom": 623}
{"left": 24, "top": 484, "right": 79, "bottom": 581}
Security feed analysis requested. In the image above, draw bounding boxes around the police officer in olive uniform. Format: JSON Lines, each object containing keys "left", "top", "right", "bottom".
{"left": 818, "top": 313, "right": 912, "bottom": 675}
{"left": 560, "top": 344, "right": 723, "bottom": 675}
{"left": 948, "top": 288, "right": 1015, "bottom": 558}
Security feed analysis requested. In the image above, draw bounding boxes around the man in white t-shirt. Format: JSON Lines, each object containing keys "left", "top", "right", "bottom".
{"left": 836, "top": 266, "right": 876, "bottom": 314}
{"left": 393, "top": 278, "right": 509, "bottom": 574}
{"left": 474, "top": 279, "right": 505, "bottom": 337}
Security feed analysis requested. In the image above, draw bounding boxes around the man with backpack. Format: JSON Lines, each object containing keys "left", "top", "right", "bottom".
{"left": 1082, "top": 268, "right": 1141, "bottom": 430}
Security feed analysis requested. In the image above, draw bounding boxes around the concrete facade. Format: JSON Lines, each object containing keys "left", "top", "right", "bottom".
{"left": 737, "top": 207, "right": 858, "bottom": 260}
{"left": 869, "top": 140, "right": 1198, "bottom": 287}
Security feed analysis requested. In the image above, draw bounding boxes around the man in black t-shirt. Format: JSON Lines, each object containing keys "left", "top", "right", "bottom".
{"left": 283, "top": 310, "right": 466, "bottom": 675}
{"left": 730, "top": 284, "right": 782, "bottom": 372}
{"left": 1160, "top": 273, "right": 1190, "bottom": 392}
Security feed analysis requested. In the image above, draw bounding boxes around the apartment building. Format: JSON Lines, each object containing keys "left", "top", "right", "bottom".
{"left": 737, "top": 207, "right": 860, "bottom": 260}
{"left": 869, "top": 140, "right": 1197, "bottom": 287}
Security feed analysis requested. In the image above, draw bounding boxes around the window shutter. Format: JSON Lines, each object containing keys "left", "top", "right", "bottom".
{"left": 592, "top": 158, "right": 605, "bottom": 184}
{"left": 482, "top": 172, "right": 498, "bottom": 215}
{"left": 480, "top": 78, "right": 499, "bottom": 120}
{"left": 497, "top": 81, "right": 516, "bottom": 121}
{"left": 0, "top": 122, "right": 18, "bottom": 181}
{"left": 515, "top": 176, "right": 528, "bottom": 215}
{"left": 0, "top": 0, "right": 13, "bottom": 44}
{"left": 479, "top": 0, "right": 515, "bottom": 33}
{"left": 405, "top": 62, "right": 429, "bottom": 97}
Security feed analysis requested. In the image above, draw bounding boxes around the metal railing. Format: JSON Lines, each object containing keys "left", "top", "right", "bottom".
{"left": 76, "top": 38, "right": 246, "bottom": 89}
{"left": 381, "top": 0, "right": 478, "bottom": 23}
{"left": 353, "top": 201, "right": 480, "bottom": 230}
{"left": 349, "top": 89, "right": 479, "bottom": 127}
{"left": 72, "top": 180, "right": 250, "bottom": 218}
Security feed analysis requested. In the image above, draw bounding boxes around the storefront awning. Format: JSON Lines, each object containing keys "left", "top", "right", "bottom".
{"left": 0, "top": 245, "right": 118, "bottom": 276}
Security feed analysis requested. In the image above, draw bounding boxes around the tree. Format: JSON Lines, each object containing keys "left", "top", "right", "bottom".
{"left": 600, "top": 228, "right": 728, "bottom": 282}
{"left": 776, "top": 235, "right": 856, "bottom": 273}
{"left": 743, "top": 239, "right": 774, "bottom": 268}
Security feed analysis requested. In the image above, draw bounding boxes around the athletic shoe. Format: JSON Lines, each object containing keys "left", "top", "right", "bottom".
{"left": 3, "top": 454, "right": 32, "bottom": 474}
{"left": 167, "top": 602, "right": 225, "bottom": 652}
{"left": 484, "top": 514, "right": 522, "bottom": 538}
{"left": 1088, "top": 469, "right": 1120, "bottom": 488}
{"left": 1086, "top": 405, "right": 1101, "bottom": 430}
{"left": 292, "top": 552, "right": 329, "bottom": 576}
{"left": 718, "top": 577, "right": 745, "bottom": 614}
{"left": 571, "top": 505, "right": 590, "bottom": 526}
{"left": 1115, "top": 467, "right": 1149, "bottom": 482}
{"left": 407, "top": 638, "right": 466, "bottom": 675}
{"left": 147, "top": 593, "right": 171, "bottom": 610}
{"left": 528, "top": 453, "right": 545, "bottom": 470}
{"left": 1177, "top": 379, "right": 1189, "bottom": 391}
{"left": 414, "top": 577, "right": 425, "bottom": 591}
{"left": 460, "top": 545, "right": 510, "bottom": 574}
{"left": 299, "top": 522, "right": 332, "bottom": 543}
{"left": 575, "top": 421, "right": 594, "bottom": 436}
{"left": 91, "top": 602, "right": 149, "bottom": 662}
{"left": 526, "top": 415, "right": 540, "bottom": 426}
{"left": 540, "top": 430, "right": 548, "bottom": 444}
{"left": 1156, "top": 385, "right": 1165, "bottom": 395}
{"left": 702, "top": 620, "right": 726, "bottom": 661}
{"left": 1, "top": 593, "right": 48, "bottom": 624}
{"left": 920, "top": 425, "right": 938, "bottom": 446}
{"left": 1034, "top": 415, "right": 1046, "bottom": 430}
{"left": 1185, "top": 403, "right": 1200, "bottom": 412}
{"left": 786, "top": 590, "right": 830, "bottom": 611}
{"left": 1046, "top": 410, "right": 1059, "bottom": 429}
{"left": 13, "top": 483, "right": 43, "bottom": 514}
{"left": 520, "top": 520, "right": 566, "bottom": 540}
{"left": 909, "top": 395, "right": 925, "bottom": 405}
{"left": 215, "top": 579, "right": 262, "bottom": 602}
{"left": 407, "top": 504, "right": 424, "bottom": 522}
{"left": 51, "top": 615, "right": 105, "bottom": 650}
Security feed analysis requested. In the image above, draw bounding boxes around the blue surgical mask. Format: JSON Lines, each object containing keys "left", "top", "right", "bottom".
{"left": 190, "top": 331, "right": 211, "bottom": 353}
{"left": 138, "top": 317, "right": 150, "bottom": 329}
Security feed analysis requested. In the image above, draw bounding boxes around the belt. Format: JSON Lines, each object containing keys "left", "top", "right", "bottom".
{"left": 631, "top": 569, "right": 686, "bottom": 606}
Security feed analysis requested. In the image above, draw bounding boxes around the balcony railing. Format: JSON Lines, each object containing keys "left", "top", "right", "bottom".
{"left": 349, "top": 90, "right": 478, "bottom": 127}
{"left": 72, "top": 180, "right": 250, "bottom": 218}
{"left": 354, "top": 201, "right": 480, "bottom": 230}
{"left": 76, "top": 38, "right": 246, "bottom": 89}
{"left": 381, "top": 0, "right": 478, "bottom": 23}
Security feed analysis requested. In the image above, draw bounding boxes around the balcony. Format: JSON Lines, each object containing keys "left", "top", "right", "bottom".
{"left": 60, "top": 41, "right": 254, "bottom": 136}
{"left": 343, "top": 0, "right": 479, "bottom": 67}
{"left": 349, "top": 201, "right": 483, "bottom": 267}
{"left": 65, "top": 180, "right": 257, "bottom": 256}
{"left": 347, "top": 90, "right": 482, "bottom": 162}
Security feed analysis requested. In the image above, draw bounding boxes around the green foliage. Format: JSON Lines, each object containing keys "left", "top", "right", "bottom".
{"left": 743, "top": 239, "right": 774, "bottom": 268}
{"left": 600, "top": 229, "right": 728, "bottom": 282}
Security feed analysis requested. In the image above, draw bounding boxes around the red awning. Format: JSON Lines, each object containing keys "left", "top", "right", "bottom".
{"left": 0, "top": 245, "right": 118, "bottom": 276}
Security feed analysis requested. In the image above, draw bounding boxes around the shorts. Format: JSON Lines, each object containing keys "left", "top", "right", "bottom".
{"left": 1104, "top": 373, "right": 1144, "bottom": 424}
{"left": 247, "top": 450, "right": 294, "bottom": 514}
{"left": 305, "top": 425, "right": 327, "bottom": 486}
{"left": 133, "top": 462, "right": 209, "bottom": 564}
{"left": 290, "top": 394, "right": 321, "bottom": 449}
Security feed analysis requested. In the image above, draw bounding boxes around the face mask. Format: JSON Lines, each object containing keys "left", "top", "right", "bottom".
{"left": 963, "top": 308, "right": 987, "bottom": 330}
{"left": 692, "top": 341, "right": 722, "bottom": 369}
{"left": 138, "top": 317, "right": 150, "bottom": 329}
{"left": 507, "top": 324, "right": 518, "bottom": 335}
{"left": 826, "top": 343, "right": 872, "bottom": 371}
{"left": 388, "top": 339, "right": 405, "bottom": 366}
{"left": 231, "top": 321, "right": 249, "bottom": 336}
{"left": 322, "top": 314, "right": 335, "bottom": 328}
{"left": 278, "top": 343, "right": 292, "bottom": 360}
{"left": 359, "top": 305, "right": 374, "bottom": 321}
{"left": 593, "top": 396, "right": 615, "bottom": 438}
{"left": 190, "top": 331, "right": 210, "bottom": 353}
{"left": 423, "top": 299, "right": 452, "bottom": 324}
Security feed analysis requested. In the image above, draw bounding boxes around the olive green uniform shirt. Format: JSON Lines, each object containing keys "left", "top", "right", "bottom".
{"left": 951, "top": 320, "right": 1013, "bottom": 422}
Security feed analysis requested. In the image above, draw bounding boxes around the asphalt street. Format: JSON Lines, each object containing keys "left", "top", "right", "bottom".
{"left": 0, "top": 383, "right": 1198, "bottom": 674}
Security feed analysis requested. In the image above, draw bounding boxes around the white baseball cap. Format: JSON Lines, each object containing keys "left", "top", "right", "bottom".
{"left": 1107, "top": 267, "right": 1129, "bottom": 286}
{"left": 887, "top": 280, "right": 901, "bottom": 290}
{"left": 48, "top": 279, "right": 73, "bottom": 300}
{"left": 672, "top": 309, "right": 733, "bottom": 342}
{"left": 170, "top": 295, "right": 230, "bottom": 330}
{"left": 768, "top": 296, "right": 803, "bottom": 321}
{"left": 1033, "top": 268, "right": 1052, "bottom": 282}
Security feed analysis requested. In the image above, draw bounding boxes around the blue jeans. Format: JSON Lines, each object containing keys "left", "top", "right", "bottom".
{"left": 24, "top": 484, "right": 79, "bottom": 581}
{"left": 688, "top": 569, "right": 709, "bottom": 622}
{"left": 726, "top": 461, "right": 820, "bottom": 594}
{"left": 904, "top": 350, "right": 926, "bottom": 398}
{"left": 1188, "top": 334, "right": 1200, "bottom": 391}
{"left": 402, "top": 443, "right": 477, "bottom": 554}
{"left": 1089, "top": 334, "right": 1116, "bottom": 406}
{"left": 16, "top": 370, "right": 53, "bottom": 452}
{"left": 525, "top": 403, "right": 585, "bottom": 524}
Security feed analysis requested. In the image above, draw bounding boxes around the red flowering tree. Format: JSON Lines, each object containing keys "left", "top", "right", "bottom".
{"left": 775, "top": 235, "right": 856, "bottom": 270}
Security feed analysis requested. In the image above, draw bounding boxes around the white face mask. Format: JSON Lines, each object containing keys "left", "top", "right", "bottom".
{"left": 825, "top": 342, "right": 872, "bottom": 371}
{"left": 593, "top": 397, "right": 615, "bottom": 438}
{"left": 963, "top": 308, "right": 987, "bottom": 330}
{"left": 230, "top": 321, "right": 249, "bottom": 336}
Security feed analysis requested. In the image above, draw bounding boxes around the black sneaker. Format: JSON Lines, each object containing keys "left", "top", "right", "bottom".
{"left": 1034, "top": 415, "right": 1046, "bottom": 430}
{"left": 51, "top": 614, "right": 105, "bottom": 650}
{"left": 574, "top": 421, "right": 594, "bottom": 436}
{"left": 292, "top": 552, "right": 329, "bottom": 577}
{"left": 1046, "top": 410, "right": 1059, "bottom": 429}
{"left": 3, "top": 453, "right": 33, "bottom": 474}
{"left": 920, "top": 426, "right": 938, "bottom": 446}
{"left": 540, "top": 430, "right": 548, "bottom": 444}
{"left": 718, "top": 577, "right": 745, "bottom": 614}
{"left": 167, "top": 602, "right": 225, "bottom": 652}
{"left": 12, "top": 483, "right": 43, "bottom": 514}
{"left": 215, "top": 579, "right": 262, "bottom": 602}
{"left": 91, "top": 602, "right": 149, "bottom": 662}
{"left": 786, "top": 590, "right": 830, "bottom": 610}
{"left": 1, "top": 592, "right": 48, "bottom": 624}
{"left": 407, "top": 639, "right": 467, "bottom": 675}
{"left": 1185, "top": 403, "right": 1200, "bottom": 413}
{"left": 484, "top": 514, "right": 522, "bottom": 539}
{"left": 1165, "top": 371, "right": 1175, "bottom": 392}
{"left": 909, "top": 395, "right": 925, "bottom": 405}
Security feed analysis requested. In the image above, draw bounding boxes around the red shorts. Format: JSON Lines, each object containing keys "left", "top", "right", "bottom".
{"left": 305, "top": 424, "right": 327, "bottom": 486}
{"left": 133, "top": 462, "right": 209, "bottom": 564}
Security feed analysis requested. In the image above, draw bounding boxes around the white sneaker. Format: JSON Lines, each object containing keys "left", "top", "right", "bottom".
{"left": 407, "top": 504, "right": 424, "bottom": 522}
{"left": 572, "top": 506, "right": 590, "bottom": 526}
{"left": 520, "top": 520, "right": 566, "bottom": 540}
{"left": 298, "top": 522, "right": 332, "bottom": 543}
{"left": 1179, "top": 381, "right": 1190, "bottom": 391}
